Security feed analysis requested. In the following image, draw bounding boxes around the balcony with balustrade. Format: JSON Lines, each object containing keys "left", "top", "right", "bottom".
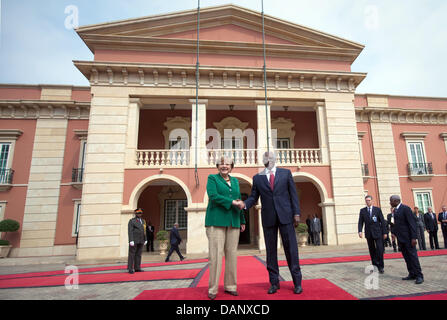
{"left": 132, "top": 101, "right": 327, "bottom": 170}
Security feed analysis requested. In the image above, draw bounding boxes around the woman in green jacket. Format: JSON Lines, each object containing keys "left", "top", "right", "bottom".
{"left": 205, "top": 156, "right": 246, "bottom": 300}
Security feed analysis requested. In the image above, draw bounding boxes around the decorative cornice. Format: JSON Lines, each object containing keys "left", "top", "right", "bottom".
{"left": 356, "top": 107, "right": 447, "bottom": 125}
{"left": 74, "top": 61, "right": 366, "bottom": 93}
{"left": 0, "top": 129, "right": 23, "bottom": 140}
{"left": 0, "top": 100, "right": 90, "bottom": 120}
{"left": 73, "top": 129, "right": 88, "bottom": 140}
{"left": 400, "top": 132, "right": 428, "bottom": 140}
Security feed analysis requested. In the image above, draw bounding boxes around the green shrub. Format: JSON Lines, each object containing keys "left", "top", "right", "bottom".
{"left": 0, "top": 219, "right": 20, "bottom": 232}
{"left": 156, "top": 230, "right": 168, "bottom": 241}
{"left": 295, "top": 223, "right": 308, "bottom": 234}
{"left": 0, "top": 239, "right": 10, "bottom": 246}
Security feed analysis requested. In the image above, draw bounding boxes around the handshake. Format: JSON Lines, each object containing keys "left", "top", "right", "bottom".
{"left": 232, "top": 199, "right": 246, "bottom": 210}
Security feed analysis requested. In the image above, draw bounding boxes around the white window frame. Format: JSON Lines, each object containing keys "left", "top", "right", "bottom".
{"left": 0, "top": 130, "right": 23, "bottom": 186}
{"left": 401, "top": 132, "right": 429, "bottom": 175}
{"left": 72, "top": 200, "right": 82, "bottom": 237}
{"left": 412, "top": 188, "right": 434, "bottom": 214}
{"left": 164, "top": 199, "right": 187, "bottom": 230}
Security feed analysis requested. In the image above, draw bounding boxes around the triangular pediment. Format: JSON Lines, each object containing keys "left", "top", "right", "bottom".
{"left": 76, "top": 4, "right": 364, "bottom": 62}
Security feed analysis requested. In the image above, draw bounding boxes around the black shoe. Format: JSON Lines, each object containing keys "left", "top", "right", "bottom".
{"left": 128, "top": 270, "right": 134, "bottom": 274}
{"left": 208, "top": 293, "right": 216, "bottom": 300}
{"left": 294, "top": 285, "right": 303, "bottom": 294}
{"left": 224, "top": 290, "right": 239, "bottom": 296}
{"left": 402, "top": 275, "right": 416, "bottom": 280}
{"left": 165, "top": 259, "right": 170, "bottom": 263}
{"left": 268, "top": 283, "right": 280, "bottom": 294}
{"left": 135, "top": 269, "right": 144, "bottom": 272}
{"left": 379, "top": 268, "right": 384, "bottom": 274}
{"left": 415, "top": 277, "right": 424, "bottom": 284}
{"left": 180, "top": 257, "right": 185, "bottom": 261}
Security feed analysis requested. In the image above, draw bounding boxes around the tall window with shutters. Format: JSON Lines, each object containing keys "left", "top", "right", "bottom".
{"left": 164, "top": 199, "right": 187, "bottom": 230}
{"left": 0, "top": 143, "right": 11, "bottom": 184}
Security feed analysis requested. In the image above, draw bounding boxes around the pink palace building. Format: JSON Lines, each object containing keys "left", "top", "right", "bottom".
{"left": 0, "top": 5, "right": 446, "bottom": 261}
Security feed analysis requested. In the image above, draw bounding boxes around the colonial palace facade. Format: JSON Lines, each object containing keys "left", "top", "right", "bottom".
{"left": 0, "top": 5, "right": 446, "bottom": 260}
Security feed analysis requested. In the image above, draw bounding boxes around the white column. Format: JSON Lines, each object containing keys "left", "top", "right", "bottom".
{"left": 125, "top": 98, "right": 141, "bottom": 168}
{"left": 319, "top": 202, "right": 337, "bottom": 245}
{"left": 256, "top": 100, "right": 274, "bottom": 165}
{"left": 256, "top": 205, "right": 266, "bottom": 251}
{"left": 315, "top": 101, "right": 329, "bottom": 164}
{"left": 184, "top": 204, "right": 208, "bottom": 254}
{"left": 190, "top": 99, "right": 208, "bottom": 166}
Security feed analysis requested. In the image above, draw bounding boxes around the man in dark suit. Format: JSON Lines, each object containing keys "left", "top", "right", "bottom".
{"left": 438, "top": 205, "right": 447, "bottom": 249}
{"left": 310, "top": 214, "right": 322, "bottom": 246}
{"left": 358, "top": 195, "right": 387, "bottom": 274}
{"left": 146, "top": 221, "right": 155, "bottom": 252}
{"left": 128, "top": 208, "right": 147, "bottom": 274}
{"left": 389, "top": 195, "right": 424, "bottom": 284}
{"left": 165, "top": 223, "right": 185, "bottom": 262}
{"left": 241, "top": 151, "right": 302, "bottom": 295}
{"left": 424, "top": 207, "right": 439, "bottom": 250}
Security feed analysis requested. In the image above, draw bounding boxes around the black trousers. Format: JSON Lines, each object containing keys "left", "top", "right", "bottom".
{"left": 128, "top": 243, "right": 144, "bottom": 271}
{"left": 399, "top": 240, "right": 423, "bottom": 279}
{"left": 416, "top": 226, "right": 426, "bottom": 250}
{"left": 146, "top": 237, "right": 154, "bottom": 252}
{"left": 263, "top": 214, "right": 302, "bottom": 287}
{"left": 442, "top": 226, "right": 447, "bottom": 248}
{"left": 428, "top": 230, "right": 439, "bottom": 249}
{"left": 367, "top": 236, "right": 384, "bottom": 269}
{"left": 166, "top": 244, "right": 184, "bottom": 261}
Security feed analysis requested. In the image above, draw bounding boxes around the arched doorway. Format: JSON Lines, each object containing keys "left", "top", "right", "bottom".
{"left": 127, "top": 175, "right": 191, "bottom": 254}
{"left": 293, "top": 172, "right": 335, "bottom": 246}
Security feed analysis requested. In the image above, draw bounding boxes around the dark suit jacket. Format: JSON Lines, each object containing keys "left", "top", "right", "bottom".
{"left": 128, "top": 217, "right": 147, "bottom": 244}
{"left": 424, "top": 212, "right": 438, "bottom": 232}
{"left": 170, "top": 227, "right": 182, "bottom": 246}
{"left": 146, "top": 225, "right": 155, "bottom": 240}
{"left": 358, "top": 206, "right": 387, "bottom": 239}
{"left": 438, "top": 211, "right": 447, "bottom": 227}
{"left": 245, "top": 167, "right": 300, "bottom": 228}
{"left": 393, "top": 204, "right": 418, "bottom": 244}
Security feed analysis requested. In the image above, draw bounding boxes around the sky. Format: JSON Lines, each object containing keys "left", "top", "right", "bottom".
{"left": 0, "top": 0, "right": 446, "bottom": 97}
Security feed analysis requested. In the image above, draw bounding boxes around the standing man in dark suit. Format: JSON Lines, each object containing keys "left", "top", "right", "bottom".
{"left": 310, "top": 214, "right": 322, "bottom": 246}
{"left": 128, "top": 208, "right": 147, "bottom": 274}
{"left": 358, "top": 195, "right": 387, "bottom": 274}
{"left": 424, "top": 207, "right": 440, "bottom": 250}
{"left": 390, "top": 195, "right": 424, "bottom": 284}
{"left": 438, "top": 205, "right": 447, "bottom": 249}
{"left": 165, "top": 223, "right": 185, "bottom": 262}
{"left": 240, "top": 151, "right": 302, "bottom": 295}
{"left": 146, "top": 221, "right": 155, "bottom": 252}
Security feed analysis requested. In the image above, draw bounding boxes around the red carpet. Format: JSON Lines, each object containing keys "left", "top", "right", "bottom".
{"left": 279, "top": 249, "right": 447, "bottom": 266}
{"left": 135, "top": 255, "right": 357, "bottom": 300}
{"left": 0, "top": 258, "right": 208, "bottom": 281}
{"left": 134, "top": 278, "right": 357, "bottom": 300}
{"left": 0, "top": 269, "right": 200, "bottom": 289}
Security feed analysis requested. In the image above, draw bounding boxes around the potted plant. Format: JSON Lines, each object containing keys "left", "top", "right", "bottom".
{"left": 295, "top": 223, "right": 308, "bottom": 247}
{"left": 156, "top": 230, "right": 169, "bottom": 255}
{"left": 0, "top": 219, "right": 20, "bottom": 258}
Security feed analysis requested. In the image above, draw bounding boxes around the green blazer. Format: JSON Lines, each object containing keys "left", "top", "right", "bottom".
{"left": 205, "top": 174, "right": 246, "bottom": 228}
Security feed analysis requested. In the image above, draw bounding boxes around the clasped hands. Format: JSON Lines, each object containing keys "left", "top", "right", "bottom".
{"left": 232, "top": 199, "right": 245, "bottom": 210}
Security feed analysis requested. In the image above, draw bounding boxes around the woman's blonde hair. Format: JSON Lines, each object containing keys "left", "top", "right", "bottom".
{"left": 216, "top": 156, "right": 234, "bottom": 169}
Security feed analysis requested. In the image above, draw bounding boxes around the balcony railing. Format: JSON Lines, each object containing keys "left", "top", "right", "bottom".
{"left": 407, "top": 162, "right": 433, "bottom": 176}
{"left": 136, "top": 150, "right": 190, "bottom": 167}
{"left": 275, "top": 149, "right": 322, "bottom": 165}
{"left": 72, "top": 168, "right": 84, "bottom": 183}
{"left": 0, "top": 169, "right": 14, "bottom": 184}
{"left": 207, "top": 149, "right": 258, "bottom": 167}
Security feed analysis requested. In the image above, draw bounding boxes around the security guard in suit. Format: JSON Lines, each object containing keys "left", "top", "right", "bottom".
{"left": 128, "top": 208, "right": 147, "bottom": 274}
